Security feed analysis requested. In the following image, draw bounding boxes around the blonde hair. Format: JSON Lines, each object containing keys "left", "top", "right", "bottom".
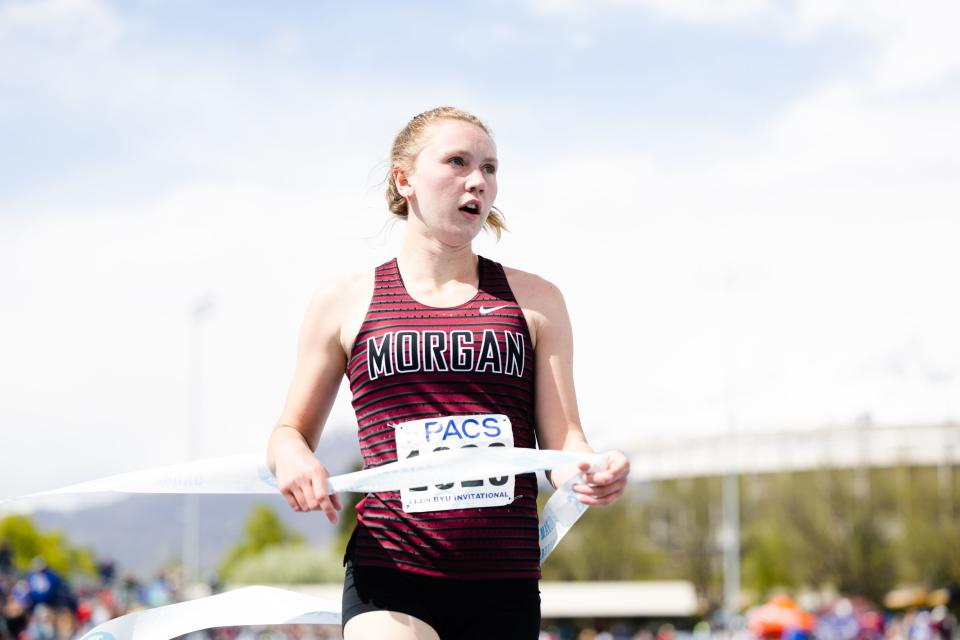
{"left": 386, "top": 106, "right": 506, "bottom": 238}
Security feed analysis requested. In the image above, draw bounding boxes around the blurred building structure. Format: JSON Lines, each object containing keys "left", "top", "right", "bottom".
{"left": 626, "top": 421, "right": 960, "bottom": 480}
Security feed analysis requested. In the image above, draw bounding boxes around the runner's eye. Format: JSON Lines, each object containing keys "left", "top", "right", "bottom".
{"left": 448, "top": 156, "right": 465, "bottom": 167}
{"left": 482, "top": 163, "right": 497, "bottom": 175}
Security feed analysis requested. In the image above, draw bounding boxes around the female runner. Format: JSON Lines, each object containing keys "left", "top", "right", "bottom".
{"left": 266, "top": 106, "right": 630, "bottom": 640}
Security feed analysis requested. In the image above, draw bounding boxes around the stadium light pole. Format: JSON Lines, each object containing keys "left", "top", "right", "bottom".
{"left": 721, "top": 407, "right": 741, "bottom": 627}
{"left": 720, "top": 268, "right": 742, "bottom": 627}
{"left": 941, "top": 422, "right": 957, "bottom": 524}
{"left": 184, "top": 294, "right": 214, "bottom": 585}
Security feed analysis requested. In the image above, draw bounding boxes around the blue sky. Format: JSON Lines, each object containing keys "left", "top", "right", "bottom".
{"left": 0, "top": 0, "right": 864, "bottom": 205}
{"left": 2, "top": 0, "right": 959, "bottom": 505}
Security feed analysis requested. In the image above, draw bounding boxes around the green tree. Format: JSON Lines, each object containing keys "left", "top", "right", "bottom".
{"left": 781, "top": 468, "right": 895, "bottom": 603}
{"left": 219, "top": 504, "right": 304, "bottom": 581}
{"left": 0, "top": 515, "right": 97, "bottom": 576}
{"left": 541, "top": 460, "right": 960, "bottom": 605}
{"left": 226, "top": 544, "right": 344, "bottom": 585}
{"left": 741, "top": 473, "right": 798, "bottom": 598}
{"left": 895, "top": 466, "right": 960, "bottom": 587}
{"left": 742, "top": 523, "right": 798, "bottom": 596}
{"left": 540, "top": 489, "right": 664, "bottom": 581}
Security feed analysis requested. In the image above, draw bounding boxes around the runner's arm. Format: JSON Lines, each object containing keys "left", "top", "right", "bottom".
{"left": 521, "top": 275, "right": 630, "bottom": 505}
{"left": 267, "top": 283, "right": 349, "bottom": 523}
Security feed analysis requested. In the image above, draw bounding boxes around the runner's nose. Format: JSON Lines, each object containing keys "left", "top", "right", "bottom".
{"left": 465, "top": 168, "right": 486, "bottom": 193}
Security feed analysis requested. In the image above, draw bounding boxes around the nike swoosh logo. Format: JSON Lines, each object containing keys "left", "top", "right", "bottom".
{"left": 479, "top": 305, "right": 510, "bottom": 315}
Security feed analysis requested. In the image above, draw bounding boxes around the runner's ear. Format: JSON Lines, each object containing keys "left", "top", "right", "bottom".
{"left": 394, "top": 167, "right": 414, "bottom": 199}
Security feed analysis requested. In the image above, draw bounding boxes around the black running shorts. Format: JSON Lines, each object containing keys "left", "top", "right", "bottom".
{"left": 341, "top": 560, "right": 541, "bottom": 639}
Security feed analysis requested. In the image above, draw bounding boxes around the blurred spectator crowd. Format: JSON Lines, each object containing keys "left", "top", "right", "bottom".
{"left": 1, "top": 541, "right": 956, "bottom": 640}
{"left": 0, "top": 543, "right": 340, "bottom": 640}
{"left": 538, "top": 594, "right": 959, "bottom": 640}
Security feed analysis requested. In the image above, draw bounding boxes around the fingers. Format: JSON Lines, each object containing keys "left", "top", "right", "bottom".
{"left": 288, "top": 486, "right": 308, "bottom": 512}
{"left": 311, "top": 473, "right": 340, "bottom": 524}
{"left": 278, "top": 461, "right": 342, "bottom": 523}
{"left": 281, "top": 480, "right": 313, "bottom": 513}
{"left": 580, "top": 451, "right": 630, "bottom": 485}
{"left": 282, "top": 486, "right": 304, "bottom": 512}
{"left": 573, "top": 476, "right": 628, "bottom": 505}
{"left": 282, "top": 481, "right": 341, "bottom": 522}
{"left": 572, "top": 450, "right": 630, "bottom": 506}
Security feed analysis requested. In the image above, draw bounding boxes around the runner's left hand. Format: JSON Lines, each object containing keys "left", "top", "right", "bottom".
{"left": 572, "top": 450, "right": 630, "bottom": 506}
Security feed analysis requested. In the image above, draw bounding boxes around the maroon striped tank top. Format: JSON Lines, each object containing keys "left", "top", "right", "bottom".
{"left": 346, "top": 255, "right": 540, "bottom": 579}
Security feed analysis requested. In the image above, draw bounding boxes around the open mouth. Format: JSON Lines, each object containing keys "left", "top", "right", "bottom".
{"left": 458, "top": 203, "right": 480, "bottom": 215}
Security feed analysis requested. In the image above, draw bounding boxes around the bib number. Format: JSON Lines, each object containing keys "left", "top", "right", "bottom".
{"left": 394, "top": 414, "right": 516, "bottom": 513}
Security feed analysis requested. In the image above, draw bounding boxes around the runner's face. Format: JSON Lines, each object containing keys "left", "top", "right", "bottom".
{"left": 400, "top": 120, "right": 498, "bottom": 248}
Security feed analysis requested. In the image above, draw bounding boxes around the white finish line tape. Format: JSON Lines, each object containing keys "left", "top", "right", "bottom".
{"left": 79, "top": 585, "right": 341, "bottom": 640}
{"left": 6, "top": 447, "right": 605, "bottom": 500}
{"left": 538, "top": 472, "right": 589, "bottom": 563}
{"left": 4, "top": 447, "right": 607, "bottom": 640}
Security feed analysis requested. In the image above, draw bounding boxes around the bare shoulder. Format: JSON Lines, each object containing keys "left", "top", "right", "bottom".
{"left": 301, "top": 270, "right": 375, "bottom": 356}
{"left": 503, "top": 266, "right": 566, "bottom": 311}
{"left": 502, "top": 266, "right": 570, "bottom": 348}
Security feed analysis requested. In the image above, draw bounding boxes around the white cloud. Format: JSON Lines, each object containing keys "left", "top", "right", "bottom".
{"left": 787, "top": 0, "right": 960, "bottom": 91}
{"left": 529, "top": 1, "right": 960, "bottom": 92}
{"left": 496, "top": 44, "right": 960, "bottom": 446}
{"left": 530, "top": 0, "right": 771, "bottom": 20}
{"left": 529, "top": 0, "right": 586, "bottom": 15}
{"left": 3, "top": 0, "right": 959, "bottom": 500}
{"left": 630, "top": 0, "right": 771, "bottom": 21}
{"left": 263, "top": 29, "right": 305, "bottom": 55}
{"left": 0, "top": 178, "right": 395, "bottom": 495}
{"left": 0, "top": 0, "right": 122, "bottom": 49}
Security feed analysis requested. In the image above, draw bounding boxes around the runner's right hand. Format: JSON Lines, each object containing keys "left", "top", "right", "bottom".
{"left": 273, "top": 442, "right": 343, "bottom": 523}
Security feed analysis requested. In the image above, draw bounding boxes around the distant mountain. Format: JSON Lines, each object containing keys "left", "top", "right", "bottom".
{"left": 31, "top": 430, "right": 363, "bottom": 580}
{"left": 32, "top": 493, "right": 341, "bottom": 580}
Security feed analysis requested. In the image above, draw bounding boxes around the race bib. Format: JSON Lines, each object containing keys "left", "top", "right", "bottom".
{"left": 394, "top": 414, "right": 516, "bottom": 513}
